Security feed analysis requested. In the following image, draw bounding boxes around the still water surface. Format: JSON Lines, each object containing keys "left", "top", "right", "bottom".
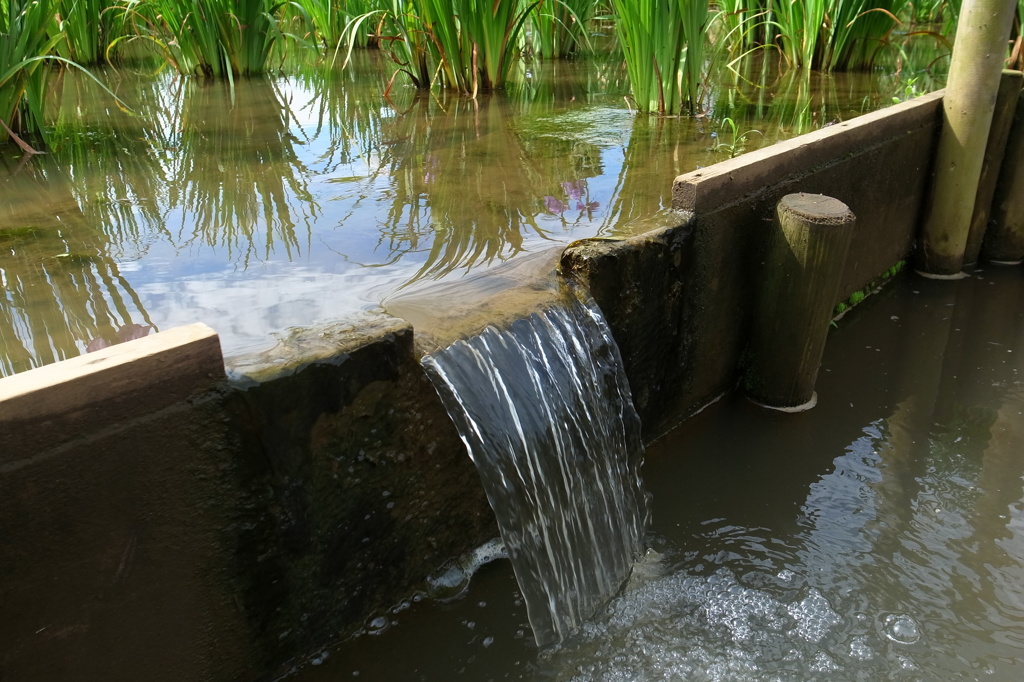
{"left": 294, "top": 266, "right": 1024, "bottom": 681}
{"left": 0, "top": 55, "right": 932, "bottom": 375}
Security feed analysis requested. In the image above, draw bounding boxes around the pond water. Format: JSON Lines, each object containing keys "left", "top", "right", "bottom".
{"left": 0, "top": 53, "right": 937, "bottom": 376}
{"left": 290, "top": 265, "right": 1024, "bottom": 681}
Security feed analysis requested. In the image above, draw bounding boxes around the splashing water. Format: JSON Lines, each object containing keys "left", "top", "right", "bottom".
{"left": 423, "top": 291, "right": 648, "bottom": 646}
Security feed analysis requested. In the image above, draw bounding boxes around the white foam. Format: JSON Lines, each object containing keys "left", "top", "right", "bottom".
{"left": 425, "top": 538, "right": 508, "bottom": 600}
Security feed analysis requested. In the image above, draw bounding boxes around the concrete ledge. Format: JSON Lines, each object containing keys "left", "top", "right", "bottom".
{"left": 673, "top": 91, "right": 944, "bottom": 213}
{"left": 0, "top": 323, "right": 224, "bottom": 459}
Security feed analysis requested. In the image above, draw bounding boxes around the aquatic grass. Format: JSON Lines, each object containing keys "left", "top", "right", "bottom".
{"left": 51, "top": 0, "right": 132, "bottom": 65}
{"left": 827, "top": 0, "right": 910, "bottom": 70}
{"left": 456, "top": 0, "right": 539, "bottom": 91}
{"left": 356, "top": 0, "right": 537, "bottom": 93}
{"left": 1011, "top": 0, "right": 1023, "bottom": 67}
{"left": 715, "top": 0, "right": 773, "bottom": 53}
{"left": 138, "top": 0, "right": 313, "bottom": 77}
{"left": 766, "top": 0, "right": 909, "bottom": 71}
{"left": 0, "top": 0, "right": 68, "bottom": 144}
{"left": 530, "top": 0, "right": 598, "bottom": 58}
{"left": 610, "top": 0, "right": 710, "bottom": 114}
{"left": 294, "top": 0, "right": 379, "bottom": 50}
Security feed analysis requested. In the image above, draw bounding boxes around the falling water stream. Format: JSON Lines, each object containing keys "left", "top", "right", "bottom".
{"left": 421, "top": 291, "right": 648, "bottom": 647}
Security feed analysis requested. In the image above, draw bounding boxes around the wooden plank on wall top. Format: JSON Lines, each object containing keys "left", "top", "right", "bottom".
{"left": 0, "top": 323, "right": 225, "bottom": 459}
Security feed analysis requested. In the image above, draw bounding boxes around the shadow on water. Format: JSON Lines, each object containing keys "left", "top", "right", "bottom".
{"left": 291, "top": 266, "right": 1024, "bottom": 681}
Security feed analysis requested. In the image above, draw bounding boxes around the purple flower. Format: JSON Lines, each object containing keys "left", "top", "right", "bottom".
{"left": 544, "top": 195, "right": 568, "bottom": 214}
{"left": 424, "top": 155, "right": 439, "bottom": 184}
{"left": 560, "top": 180, "right": 584, "bottom": 201}
{"left": 577, "top": 200, "right": 600, "bottom": 211}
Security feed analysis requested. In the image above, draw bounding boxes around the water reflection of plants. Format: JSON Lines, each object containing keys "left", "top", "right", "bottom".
{"left": 168, "top": 78, "right": 319, "bottom": 264}
{"left": 705, "top": 52, "right": 943, "bottom": 148}
{"left": 47, "top": 69, "right": 322, "bottom": 263}
{"left": 375, "top": 92, "right": 555, "bottom": 285}
{"left": 0, "top": 159, "right": 154, "bottom": 377}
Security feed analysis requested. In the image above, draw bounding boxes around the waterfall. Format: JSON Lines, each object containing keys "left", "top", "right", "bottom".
{"left": 422, "top": 291, "right": 648, "bottom": 646}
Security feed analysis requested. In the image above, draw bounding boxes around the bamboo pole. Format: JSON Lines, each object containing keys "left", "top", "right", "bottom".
{"left": 745, "top": 193, "right": 856, "bottom": 411}
{"left": 916, "top": 0, "right": 1018, "bottom": 276}
{"left": 964, "top": 70, "right": 1024, "bottom": 266}
{"left": 982, "top": 90, "right": 1024, "bottom": 262}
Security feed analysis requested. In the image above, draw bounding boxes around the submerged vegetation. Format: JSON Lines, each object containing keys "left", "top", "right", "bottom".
{"left": 0, "top": 0, "right": 1015, "bottom": 143}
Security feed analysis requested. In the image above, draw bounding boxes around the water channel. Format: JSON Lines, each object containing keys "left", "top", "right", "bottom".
{"left": 292, "top": 265, "right": 1024, "bottom": 681}
{"left": 0, "top": 53, "right": 938, "bottom": 376}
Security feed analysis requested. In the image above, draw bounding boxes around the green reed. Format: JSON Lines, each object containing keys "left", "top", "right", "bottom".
{"left": 354, "top": 0, "right": 536, "bottom": 93}
{"left": 767, "top": 0, "right": 909, "bottom": 71}
{"left": 51, "top": 0, "right": 130, "bottom": 64}
{"left": 136, "top": 0, "right": 310, "bottom": 78}
{"left": 292, "top": 0, "right": 379, "bottom": 51}
{"left": 609, "top": 0, "right": 709, "bottom": 114}
{"left": 0, "top": 0, "right": 66, "bottom": 144}
{"left": 529, "top": 0, "right": 598, "bottom": 58}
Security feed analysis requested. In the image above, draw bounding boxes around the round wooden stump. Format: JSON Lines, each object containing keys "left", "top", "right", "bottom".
{"left": 745, "top": 193, "right": 856, "bottom": 411}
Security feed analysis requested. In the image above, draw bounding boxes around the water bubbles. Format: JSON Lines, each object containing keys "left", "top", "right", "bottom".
{"left": 425, "top": 538, "right": 508, "bottom": 601}
{"left": 787, "top": 588, "right": 842, "bottom": 643}
{"left": 310, "top": 651, "right": 329, "bottom": 666}
{"left": 482, "top": 636, "right": 494, "bottom": 647}
{"left": 810, "top": 650, "right": 840, "bottom": 673}
{"left": 367, "top": 616, "right": 389, "bottom": 635}
{"left": 848, "top": 635, "right": 875, "bottom": 660}
{"left": 881, "top": 613, "right": 921, "bottom": 645}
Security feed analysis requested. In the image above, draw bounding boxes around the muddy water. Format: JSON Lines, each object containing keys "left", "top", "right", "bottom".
{"left": 0, "top": 55, "right": 929, "bottom": 375}
{"left": 291, "top": 265, "right": 1024, "bottom": 681}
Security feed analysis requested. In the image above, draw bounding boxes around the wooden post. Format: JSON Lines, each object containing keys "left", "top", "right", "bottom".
{"left": 745, "top": 193, "right": 856, "bottom": 411}
{"left": 982, "top": 90, "right": 1024, "bottom": 263}
{"left": 964, "top": 70, "right": 1024, "bottom": 266}
{"left": 917, "top": 0, "right": 1018, "bottom": 276}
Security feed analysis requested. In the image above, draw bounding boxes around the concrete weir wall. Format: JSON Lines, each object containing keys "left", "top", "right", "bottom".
{"left": 0, "top": 90, "right": 968, "bottom": 680}
{"left": 564, "top": 91, "right": 945, "bottom": 437}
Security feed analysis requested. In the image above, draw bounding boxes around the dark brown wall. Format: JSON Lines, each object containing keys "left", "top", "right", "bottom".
{"left": 0, "top": 318, "right": 496, "bottom": 681}
{"left": 224, "top": 316, "right": 496, "bottom": 674}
